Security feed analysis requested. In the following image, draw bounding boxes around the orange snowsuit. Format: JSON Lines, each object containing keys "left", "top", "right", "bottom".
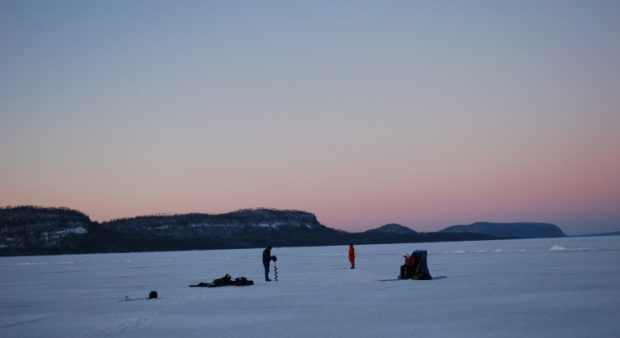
{"left": 348, "top": 245, "right": 355, "bottom": 269}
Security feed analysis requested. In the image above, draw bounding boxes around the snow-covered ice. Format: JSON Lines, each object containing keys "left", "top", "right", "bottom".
{"left": 1, "top": 236, "right": 619, "bottom": 337}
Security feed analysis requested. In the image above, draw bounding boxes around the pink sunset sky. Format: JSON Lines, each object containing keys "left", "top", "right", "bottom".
{"left": 1, "top": 1, "right": 619, "bottom": 235}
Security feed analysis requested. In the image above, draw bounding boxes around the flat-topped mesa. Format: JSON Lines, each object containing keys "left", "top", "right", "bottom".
{"left": 440, "top": 222, "right": 566, "bottom": 239}
{"left": 101, "top": 208, "right": 326, "bottom": 236}
{"left": 224, "top": 208, "right": 323, "bottom": 229}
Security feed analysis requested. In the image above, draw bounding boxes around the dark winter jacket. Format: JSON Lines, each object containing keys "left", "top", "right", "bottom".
{"left": 263, "top": 247, "right": 271, "bottom": 263}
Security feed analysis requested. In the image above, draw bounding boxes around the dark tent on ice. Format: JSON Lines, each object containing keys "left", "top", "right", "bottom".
{"left": 399, "top": 250, "right": 432, "bottom": 280}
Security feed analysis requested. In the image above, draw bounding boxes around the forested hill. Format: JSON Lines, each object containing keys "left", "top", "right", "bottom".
{"left": 440, "top": 222, "right": 566, "bottom": 238}
{"left": 1, "top": 206, "right": 555, "bottom": 256}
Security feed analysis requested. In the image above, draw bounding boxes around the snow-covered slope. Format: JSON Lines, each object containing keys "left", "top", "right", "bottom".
{"left": 1, "top": 237, "right": 619, "bottom": 337}
{"left": 0, "top": 206, "right": 94, "bottom": 253}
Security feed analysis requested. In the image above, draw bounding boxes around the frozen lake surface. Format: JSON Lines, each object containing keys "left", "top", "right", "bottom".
{"left": 1, "top": 236, "right": 619, "bottom": 337}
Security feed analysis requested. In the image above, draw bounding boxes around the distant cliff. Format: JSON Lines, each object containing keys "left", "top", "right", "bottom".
{"left": 100, "top": 208, "right": 344, "bottom": 250}
{"left": 440, "top": 222, "right": 566, "bottom": 238}
{"left": 0, "top": 206, "right": 115, "bottom": 255}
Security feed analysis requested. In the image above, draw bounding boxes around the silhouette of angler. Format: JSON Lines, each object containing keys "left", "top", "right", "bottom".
{"left": 262, "top": 246, "right": 273, "bottom": 281}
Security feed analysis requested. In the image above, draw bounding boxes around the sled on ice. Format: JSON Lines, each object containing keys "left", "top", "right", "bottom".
{"left": 189, "top": 274, "right": 254, "bottom": 287}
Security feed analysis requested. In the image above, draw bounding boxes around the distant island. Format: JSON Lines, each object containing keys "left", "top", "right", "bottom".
{"left": 1, "top": 206, "right": 568, "bottom": 256}
{"left": 440, "top": 222, "right": 565, "bottom": 238}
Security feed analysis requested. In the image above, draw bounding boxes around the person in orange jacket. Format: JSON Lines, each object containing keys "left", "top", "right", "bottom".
{"left": 400, "top": 253, "right": 417, "bottom": 279}
{"left": 348, "top": 244, "right": 355, "bottom": 269}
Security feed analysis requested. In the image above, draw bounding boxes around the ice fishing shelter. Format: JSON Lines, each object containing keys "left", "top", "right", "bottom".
{"left": 400, "top": 250, "right": 432, "bottom": 280}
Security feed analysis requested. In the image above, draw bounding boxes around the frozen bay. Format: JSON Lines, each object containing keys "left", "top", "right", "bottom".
{"left": 1, "top": 236, "right": 619, "bottom": 338}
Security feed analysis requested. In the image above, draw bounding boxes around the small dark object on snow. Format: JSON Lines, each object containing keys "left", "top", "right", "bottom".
{"left": 189, "top": 274, "right": 254, "bottom": 288}
{"left": 148, "top": 290, "right": 158, "bottom": 299}
{"left": 234, "top": 276, "right": 254, "bottom": 286}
